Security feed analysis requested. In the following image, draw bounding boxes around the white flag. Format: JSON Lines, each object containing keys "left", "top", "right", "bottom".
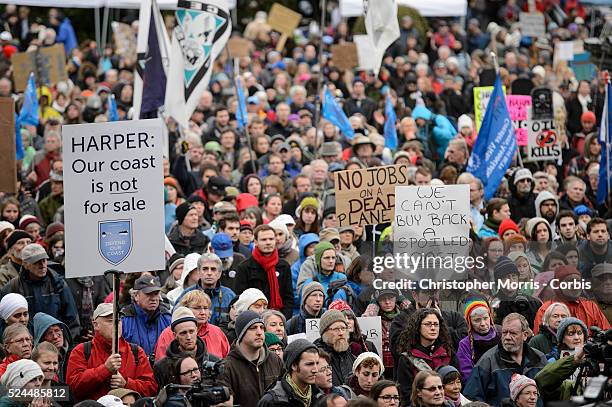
{"left": 133, "top": 0, "right": 171, "bottom": 119}
{"left": 364, "top": 0, "right": 400, "bottom": 75}
{"left": 165, "top": 0, "right": 232, "bottom": 127}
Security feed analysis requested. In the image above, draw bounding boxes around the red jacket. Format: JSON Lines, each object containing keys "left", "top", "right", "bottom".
{"left": 0, "top": 354, "right": 21, "bottom": 377}
{"left": 66, "top": 333, "right": 158, "bottom": 401}
{"left": 533, "top": 299, "right": 611, "bottom": 335}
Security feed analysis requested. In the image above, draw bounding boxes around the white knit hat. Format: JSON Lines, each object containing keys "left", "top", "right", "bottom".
{"left": 0, "top": 293, "right": 28, "bottom": 321}
{"left": 352, "top": 351, "right": 384, "bottom": 375}
{"left": 234, "top": 288, "right": 268, "bottom": 314}
{"left": 171, "top": 306, "right": 197, "bottom": 330}
{"left": 97, "top": 395, "right": 128, "bottom": 407}
{"left": 1, "top": 359, "right": 43, "bottom": 388}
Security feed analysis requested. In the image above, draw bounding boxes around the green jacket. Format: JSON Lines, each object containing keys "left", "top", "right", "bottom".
{"left": 534, "top": 355, "right": 579, "bottom": 401}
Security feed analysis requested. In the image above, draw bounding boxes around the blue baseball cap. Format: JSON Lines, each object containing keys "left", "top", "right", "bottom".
{"left": 211, "top": 233, "right": 233, "bottom": 258}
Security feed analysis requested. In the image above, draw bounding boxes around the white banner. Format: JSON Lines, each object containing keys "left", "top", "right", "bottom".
{"left": 525, "top": 119, "right": 562, "bottom": 162}
{"left": 62, "top": 119, "right": 166, "bottom": 277}
{"left": 305, "top": 317, "right": 383, "bottom": 355}
{"left": 340, "top": 0, "right": 467, "bottom": 17}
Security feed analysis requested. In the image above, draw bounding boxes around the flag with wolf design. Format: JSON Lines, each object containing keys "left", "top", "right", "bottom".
{"left": 165, "top": 0, "right": 231, "bottom": 127}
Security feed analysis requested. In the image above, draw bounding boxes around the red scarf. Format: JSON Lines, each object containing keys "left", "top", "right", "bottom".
{"left": 252, "top": 247, "right": 283, "bottom": 310}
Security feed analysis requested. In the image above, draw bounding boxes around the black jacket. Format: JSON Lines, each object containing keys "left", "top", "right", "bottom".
{"left": 507, "top": 191, "right": 536, "bottom": 224}
{"left": 65, "top": 275, "right": 112, "bottom": 338}
{"left": 343, "top": 97, "right": 377, "bottom": 122}
{"left": 166, "top": 226, "right": 210, "bottom": 256}
{"left": 234, "top": 255, "right": 294, "bottom": 319}
{"left": 153, "top": 336, "right": 219, "bottom": 389}
{"left": 494, "top": 292, "right": 542, "bottom": 329}
{"left": 314, "top": 337, "right": 355, "bottom": 386}
{"left": 258, "top": 376, "right": 324, "bottom": 407}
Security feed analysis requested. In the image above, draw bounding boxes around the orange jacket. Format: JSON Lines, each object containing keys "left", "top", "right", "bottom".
{"left": 533, "top": 298, "right": 611, "bottom": 335}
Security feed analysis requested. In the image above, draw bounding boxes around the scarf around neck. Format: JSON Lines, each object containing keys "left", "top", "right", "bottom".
{"left": 286, "top": 373, "right": 312, "bottom": 407}
{"left": 252, "top": 247, "right": 283, "bottom": 310}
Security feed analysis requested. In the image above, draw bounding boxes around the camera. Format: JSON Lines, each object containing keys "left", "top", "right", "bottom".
{"left": 582, "top": 327, "right": 612, "bottom": 378}
{"left": 157, "top": 360, "right": 231, "bottom": 407}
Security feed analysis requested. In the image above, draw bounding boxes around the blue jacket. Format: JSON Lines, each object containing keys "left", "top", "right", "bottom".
{"left": 56, "top": 18, "right": 78, "bottom": 55}
{"left": 120, "top": 302, "right": 171, "bottom": 356}
{"left": 463, "top": 343, "right": 547, "bottom": 407}
{"left": 174, "top": 283, "right": 236, "bottom": 326}
{"left": 412, "top": 105, "right": 456, "bottom": 161}
{"left": 0, "top": 269, "right": 81, "bottom": 341}
{"left": 478, "top": 223, "right": 499, "bottom": 239}
{"left": 291, "top": 234, "right": 320, "bottom": 315}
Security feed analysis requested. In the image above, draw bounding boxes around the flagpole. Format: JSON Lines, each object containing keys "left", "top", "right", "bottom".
{"left": 314, "top": 0, "right": 327, "bottom": 127}
{"left": 606, "top": 74, "right": 610, "bottom": 208}
{"left": 231, "top": 55, "right": 256, "bottom": 169}
{"left": 491, "top": 51, "right": 524, "bottom": 168}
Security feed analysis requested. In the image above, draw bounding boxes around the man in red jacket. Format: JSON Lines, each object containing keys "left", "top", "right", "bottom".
{"left": 66, "top": 303, "right": 158, "bottom": 401}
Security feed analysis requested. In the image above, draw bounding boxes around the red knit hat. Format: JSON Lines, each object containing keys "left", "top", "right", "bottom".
{"left": 580, "top": 111, "right": 596, "bottom": 123}
{"left": 498, "top": 219, "right": 520, "bottom": 238}
{"left": 236, "top": 193, "right": 259, "bottom": 214}
{"left": 554, "top": 265, "right": 581, "bottom": 281}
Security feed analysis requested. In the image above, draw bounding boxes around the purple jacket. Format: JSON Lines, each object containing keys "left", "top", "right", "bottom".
{"left": 456, "top": 328, "right": 499, "bottom": 382}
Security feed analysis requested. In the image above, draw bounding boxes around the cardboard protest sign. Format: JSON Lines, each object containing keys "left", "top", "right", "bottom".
{"left": 334, "top": 164, "right": 410, "bottom": 227}
{"left": 227, "top": 37, "right": 251, "bottom": 58}
{"left": 305, "top": 317, "right": 382, "bottom": 355}
{"left": 62, "top": 119, "right": 165, "bottom": 278}
{"left": 506, "top": 95, "right": 531, "bottom": 146}
{"left": 474, "top": 86, "right": 506, "bottom": 132}
{"left": 267, "top": 3, "right": 302, "bottom": 36}
{"left": 519, "top": 12, "right": 546, "bottom": 38}
{"left": 0, "top": 98, "right": 16, "bottom": 194}
{"left": 393, "top": 185, "right": 470, "bottom": 281}
{"left": 525, "top": 119, "right": 562, "bottom": 162}
{"left": 11, "top": 44, "right": 67, "bottom": 92}
{"left": 331, "top": 43, "right": 359, "bottom": 71}
{"left": 354, "top": 35, "right": 378, "bottom": 71}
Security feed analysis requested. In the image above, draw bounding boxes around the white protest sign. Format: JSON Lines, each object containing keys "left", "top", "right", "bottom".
{"left": 525, "top": 119, "right": 562, "bottom": 162}
{"left": 354, "top": 35, "right": 378, "bottom": 72}
{"left": 555, "top": 41, "right": 574, "bottom": 61}
{"left": 287, "top": 333, "right": 307, "bottom": 344}
{"left": 519, "top": 12, "right": 546, "bottom": 38}
{"left": 62, "top": 119, "right": 166, "bottom": 277}
{"left": 393, "top": 185, "right": 471, "bottom": 281}
{"left": 305, "top": 317, "right": 383, "bottom": 355}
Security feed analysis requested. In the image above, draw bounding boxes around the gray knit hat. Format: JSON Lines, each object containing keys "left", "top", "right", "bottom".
{"left": 283, "top": 338, "right": 318, "bottom": 371}
{"left": 319, "top": 309, "right": 347, "bottom": 335}
{"left": 556, "top": 317, "right": 588, "bottom": 343}
{"left": 302, "top": 282, "right": 324, "bottom": 303}
{"left": 235, "top": 310, "right": 264, "bottom": 343}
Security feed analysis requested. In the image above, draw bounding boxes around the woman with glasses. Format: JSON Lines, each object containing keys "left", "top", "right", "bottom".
{"left": 396, "top": 309, "right": 455, "bottom": 401}
{"left": 265, "top": 332, "right": 284, "bottom": 360}
{"left": 154, "top": 290, "right": 230, "bottom": 360}
{"left": 370, "top": 380, "right": 400, "bottom": 407}
{"left": 410, "top": 371, "right": 452, "bottom": 407}
{"left": 0, "top": 324, "right": 33, "bottom": 377}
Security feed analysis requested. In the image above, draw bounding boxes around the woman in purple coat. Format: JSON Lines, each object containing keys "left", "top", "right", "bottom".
{"left": 456, "top": 300, "right": 500, "bottom": 382}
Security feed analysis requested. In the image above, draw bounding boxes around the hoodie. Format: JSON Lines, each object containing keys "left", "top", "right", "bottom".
{"left": 299, "top": 242, "right": 349, "bottom": 304}
{"left": 166, "top": 253, "right": 200, "bottom": 304}
{"left": 412, "top": 105, "right": 456, "bottom": 161}
{"left": 290, "top": 233, "right": 319, "bottom": 315}
{"left": 534, "top": 190, "right": 559, "bottom": 238}
{"left": 32, "top": 312, "right": 73, "bottom": 382}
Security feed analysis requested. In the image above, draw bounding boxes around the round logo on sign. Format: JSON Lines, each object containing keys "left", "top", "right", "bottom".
{"left": 536, "top": 130, "right": 557, "bottom": 148}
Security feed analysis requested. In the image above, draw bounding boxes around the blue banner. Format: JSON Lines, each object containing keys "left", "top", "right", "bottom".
{"left": 467, "top": 75, "right": 517, "bottom": 200}
{"left": 236, "top": 77, "right": 248, "bottom": 129}
{"left": 140, "top": 10, "right": 167, "bottom": 119}
{"left": 108, "top": 94, "right": 119, "bottom": 122}
{"left": 322, "top": 87, "right": 355, "bottom": 140}
{"left": 384, "top": 93, "right": 398, "bottom": 150}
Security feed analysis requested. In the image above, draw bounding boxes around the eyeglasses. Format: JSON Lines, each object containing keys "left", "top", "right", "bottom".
{"left": 180, "top": 367, "right": 201, "bottom": 376}
{"left": 269, "top": 346, "right": 283, "bottom": 355}
{"left": 329, "top": 326, "right": 347, "bottom": 333}
{"left": 318, "top": 365, "right": 332, "bottom": 373}
{"left": 421, "top": 322, "right": 439, "bottom": 328}
{"left": 379, "top": 395, "right": 400, "bottom": 403}
{"left": 421, "top": 385, "right": 444, "bottom": 392}
{"left": 9, "top": 337, "right": 32, "bottom": 345}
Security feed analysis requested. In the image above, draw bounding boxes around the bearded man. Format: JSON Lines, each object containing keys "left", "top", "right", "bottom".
{"left": 313, "top": 309, "right": 355, "bottom": 386}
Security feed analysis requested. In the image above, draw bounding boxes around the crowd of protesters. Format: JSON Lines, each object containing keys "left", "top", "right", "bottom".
{"left": 0, "top": 1, "right": 611, "bottom": 407}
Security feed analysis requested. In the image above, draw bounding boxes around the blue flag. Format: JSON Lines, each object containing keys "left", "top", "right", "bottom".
{"left": 236, "top": 77, "right": 248, "bottom": 130}
{"left": 384, "top": 93, "right": 398, "bottom": 150}
{"left": 108, "top": 94, "right": 119, "bottom": 122}
{"left": 322, "top": 87, "right": 355, "bottom": 140}
{"left": 139, "top": 10, "right": 167, "bottom": 119}
{"left": 597, "top": 81, "right": 612, "bottom": 205}
{"left": 14, "top": 113, "right": 24, "bottom": 161}
{"left": 18, "top": 73, "right": 39, "bottom": 127}
{"left": 467, "top": 75, "right": 517, "bottom": 200}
